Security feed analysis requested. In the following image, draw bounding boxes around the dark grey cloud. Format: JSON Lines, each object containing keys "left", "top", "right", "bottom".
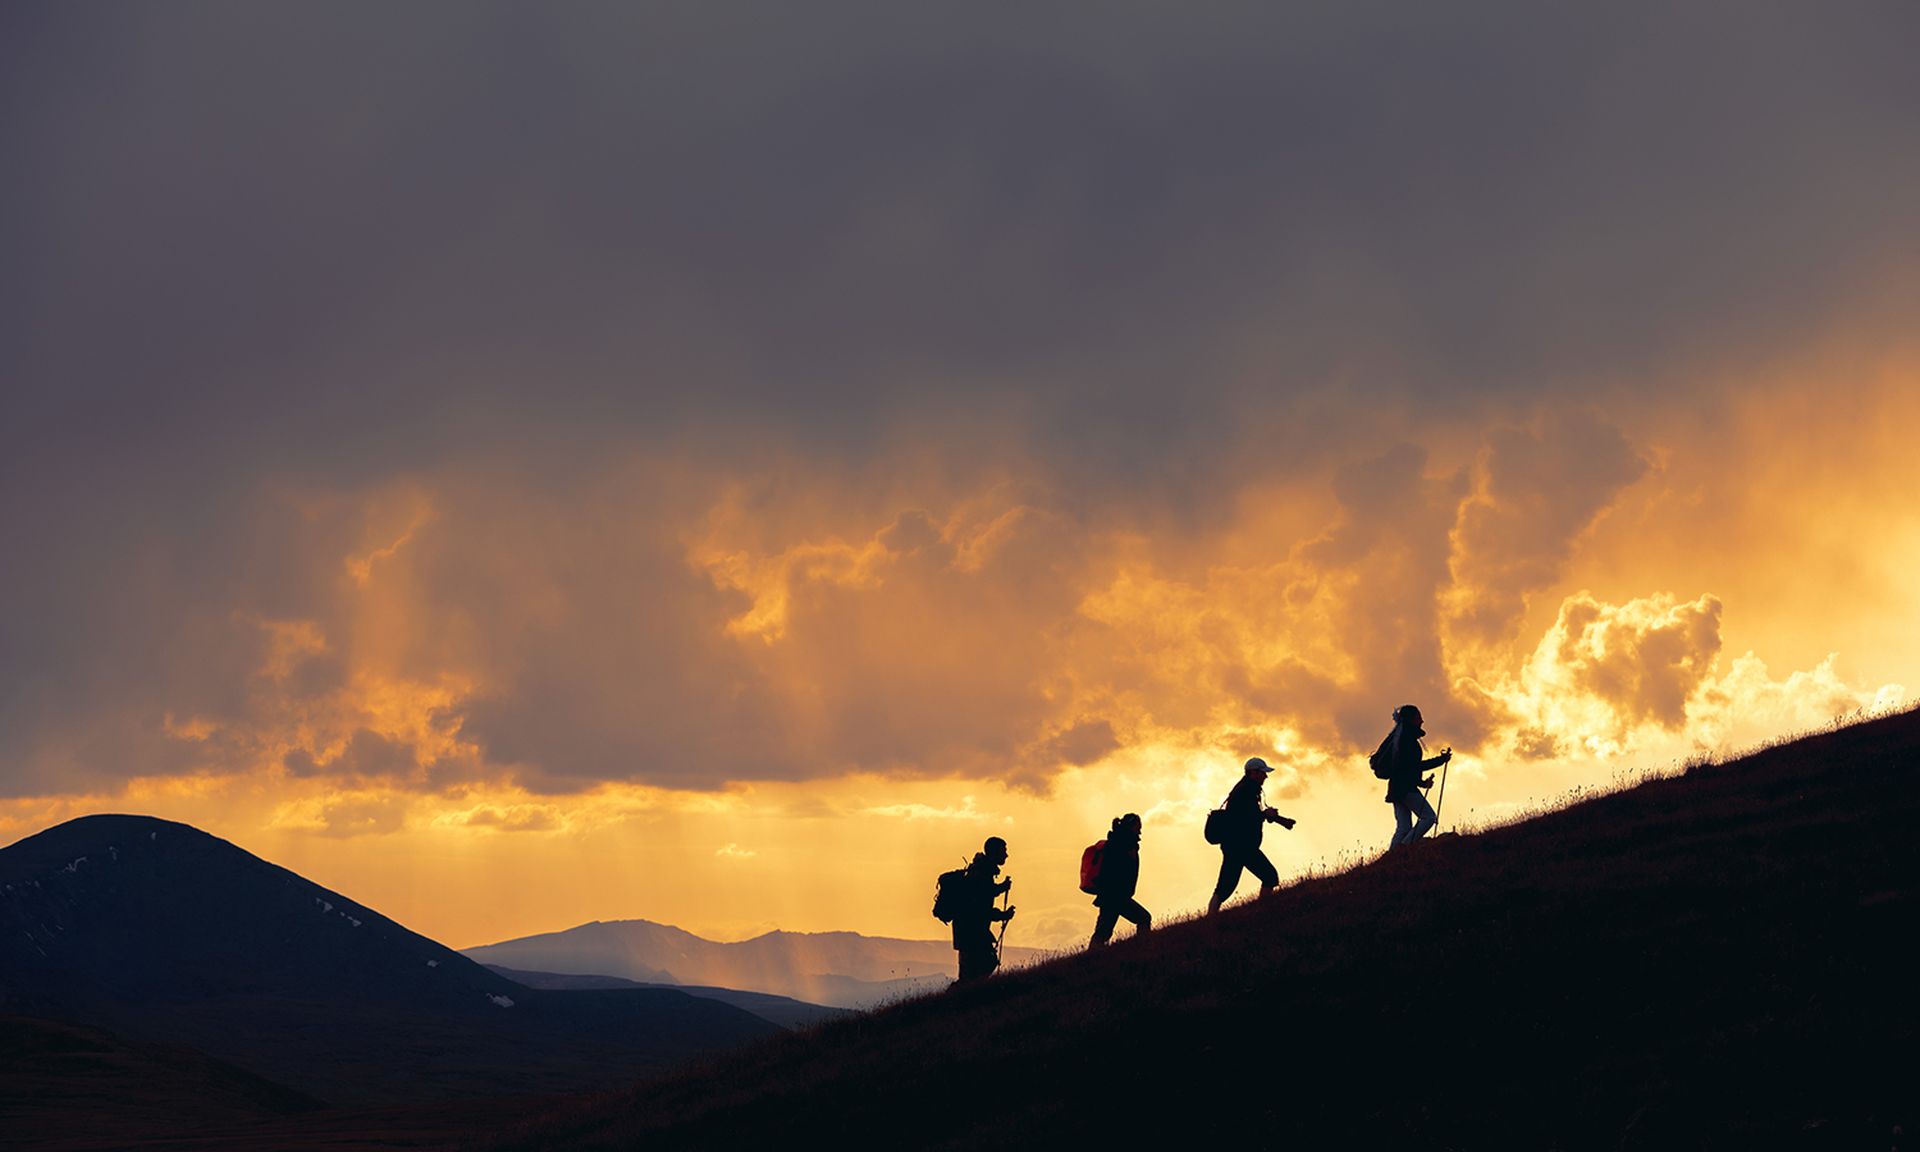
{"left": 1293, "top": 442, "right": 1473, "bottom": 745}
{"left": 8, "top": 2, "right": 1917, "bottom": 471}
{"left": 285, "top": 729, "right": 419, "bottom": 781}
{"left": 1450, "top": 412, "right": 1649, "bottom": 643}
{"left": 4, "top": 2, "right": 1917, "bottom": 795}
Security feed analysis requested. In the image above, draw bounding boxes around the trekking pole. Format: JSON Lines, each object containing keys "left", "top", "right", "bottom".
{"left": 993, "top": 885, "right": 1010, "bottom": 962}
{"left": 1433, "top": 752, "right": 1451, "bottom": 834}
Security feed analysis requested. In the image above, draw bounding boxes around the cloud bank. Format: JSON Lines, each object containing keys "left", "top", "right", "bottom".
{"left": 4, "top": 3, "right": 1916, "bottom": 812}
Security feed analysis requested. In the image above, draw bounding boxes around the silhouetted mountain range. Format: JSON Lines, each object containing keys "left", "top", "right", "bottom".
{"left": 0, "top": 815, "right": 779, "bottom": 1117}
{"left": 464, "top": 918, "right": 1042, "bottom": 1009}
{"left": 482, "top": 709, "right": 1920, "bottom": 1151}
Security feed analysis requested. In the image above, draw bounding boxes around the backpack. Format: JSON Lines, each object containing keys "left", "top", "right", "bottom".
{"left": 1203, "top": 806, "right": 1228, "bottom": 845}
{"left": 1079, "top": 840, "right": 1107, "bottom": 894}
{"left": 1369, "top": 731, "right": 1396, "bottom": 780}
{"left": 931, "top": 865, "right": 969, "bottom": 923}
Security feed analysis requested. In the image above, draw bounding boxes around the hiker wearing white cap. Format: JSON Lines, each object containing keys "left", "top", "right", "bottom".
{"left": 1205, "top": 757, "right": 1297, "bottom": 914}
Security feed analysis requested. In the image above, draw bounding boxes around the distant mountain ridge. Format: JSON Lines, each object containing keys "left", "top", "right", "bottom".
{"left": 464, "top": 918, "right": 1044, "bottom": 1009}
{"left": 0, "top": 814, "right": 779, "bottom": 1111}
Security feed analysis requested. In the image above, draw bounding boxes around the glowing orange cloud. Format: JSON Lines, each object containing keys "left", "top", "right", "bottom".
{"left": 5, "top": 357, "right": 1913, "bottom": 950}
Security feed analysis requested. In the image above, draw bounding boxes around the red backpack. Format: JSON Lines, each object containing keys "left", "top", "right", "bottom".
{"left": 1079, "top": 840, "right": 1107, "bottom": 894}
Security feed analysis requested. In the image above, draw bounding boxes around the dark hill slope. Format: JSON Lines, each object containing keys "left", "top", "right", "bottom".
{"left": 0, "top": 1014, "right": 323, "bottom": 1150}
{"left": 487, "top": 709, "right": 1920, "bottom": 1151}
{"left": 0, "top": 816, "right": 778, "bottom": 1108}
{"left": 479, "top": 965, "right": 849, "bottom": 1030}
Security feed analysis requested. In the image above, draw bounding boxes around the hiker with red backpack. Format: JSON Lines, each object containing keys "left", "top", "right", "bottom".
{"left": 935, "top": 836, "right": 1016, "bottom": 984}
{"left": 1205, "top": 757, "right": 1298, "bottom": 914}
{"left": 1083, "top": 813, "right": 1150, "bottom": 948}
{"left": 1373, "top": 703, "right": 1452, "bottom": 848}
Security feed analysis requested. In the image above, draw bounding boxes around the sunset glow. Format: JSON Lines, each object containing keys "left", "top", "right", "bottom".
{"left": 5, "top": 5, "right": 1916, "bottom": 955}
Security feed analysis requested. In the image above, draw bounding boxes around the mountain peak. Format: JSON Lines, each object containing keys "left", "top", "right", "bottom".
{"left": 5, "top": 811, "right": 207, "bottom": 854}
{"left": 1, "top": 811, "right": 510, "bottom": 1012}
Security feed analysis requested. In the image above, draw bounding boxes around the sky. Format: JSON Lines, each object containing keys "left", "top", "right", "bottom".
{"left": 4, "top": 3, "right": 1918, "bottom": 951}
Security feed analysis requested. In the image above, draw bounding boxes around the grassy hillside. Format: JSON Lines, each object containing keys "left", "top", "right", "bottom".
{"left": 482, "top": 708, "right": 1919, "bottom": 1151}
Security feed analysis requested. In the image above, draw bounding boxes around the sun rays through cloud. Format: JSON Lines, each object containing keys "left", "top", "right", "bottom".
{"left": 5, "top": 3, "right": 1919, "bottom": 949}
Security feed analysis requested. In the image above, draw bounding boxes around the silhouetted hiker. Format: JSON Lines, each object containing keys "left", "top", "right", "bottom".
{"left": 1375, "top": 704, "right": 1452, "bottom": 848}
{"left": 948, "top": 836, "right": 1015, "bottom": 984}
{"left": 1206, "top": 758, "right": 1297, "bottom": 914}
{"left": 1087, "top": 813, "right": 1151, "bottom": 947}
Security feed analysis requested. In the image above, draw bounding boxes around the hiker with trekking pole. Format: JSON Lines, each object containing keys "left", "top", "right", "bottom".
{"left": 1204, "top": 758, "right": 1298, "bottom": 914}
{"left": 1370, "top": 703, "right": 1452, "bottom": 848}
{"left": 932, "top": 836, "right": 1016, "bottom": 985}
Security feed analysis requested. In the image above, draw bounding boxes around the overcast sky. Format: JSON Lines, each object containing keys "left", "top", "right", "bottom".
{"left": 4, "top": 3, "right": 1917, "bottom": 944}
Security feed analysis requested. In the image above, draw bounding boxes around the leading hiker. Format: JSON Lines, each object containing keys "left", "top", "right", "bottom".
{"left": 1207, "top": 757, "right": 1298, "bottom": 914}
{"left": 1378, "top": 703, "right": 1452, "bottom": 848}
{"left": 950, "top": 836, "right": 1016, "bottom": 984}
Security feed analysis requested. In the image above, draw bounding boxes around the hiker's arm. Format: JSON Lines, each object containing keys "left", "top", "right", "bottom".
{"left": 1420, "top": 751, "right": 1452, "bottom": 770}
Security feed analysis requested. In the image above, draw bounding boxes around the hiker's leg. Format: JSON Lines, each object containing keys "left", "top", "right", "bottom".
{"left": 1248, "top": 849, "right": 1279, "bottom": 895}
{"left": 1391, "top": 799, "right": 1414, "bottom": 847}
{"left": 1209, "top": 850, "right": 1244, "bottom": 912}
{"left": 1090, "top": 905, "right": 1120, "bottom": 947}
{"left": 1120, "top": 899, "right": 1152, "bottom": 933}
{"left": 957, "top": 946, "right": 996, "bottom": 983}
{"left": 1407, "top": 790, "right": 1438, "bottom": 840}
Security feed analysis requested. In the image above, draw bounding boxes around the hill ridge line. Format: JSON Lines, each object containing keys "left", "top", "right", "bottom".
{"left": 481, "top": 705, "right": 1920, "bottom": 1150}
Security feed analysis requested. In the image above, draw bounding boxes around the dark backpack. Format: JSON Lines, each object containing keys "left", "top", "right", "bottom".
{"left": 932, "top": 865, "right": 969, "bottom": 923}
{"left": 1369, "top": 732, "right": 1396, "bottom": 780}
{"left": 1079, "top": 840, "right": 1107, "bottom": 895}
{"left": 1203, "top": 805, "right": 1228, "bottom": 845}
